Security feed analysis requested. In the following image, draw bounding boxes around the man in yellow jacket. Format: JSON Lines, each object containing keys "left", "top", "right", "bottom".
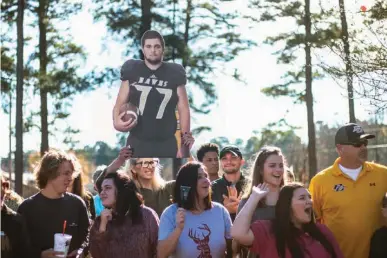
{"left": 309, "top": 123, "right": 387, "bottom": 258}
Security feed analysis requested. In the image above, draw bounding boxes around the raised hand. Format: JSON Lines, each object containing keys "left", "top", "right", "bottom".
{"left": 118, "top": 146, "right": 133, "bottom": 162}
{"left": 251, "top": 183, "right": 270, "bottom": 199}
{"left": 99, "top": 209, "right": 113, "bottom": 233}
{"left": 106, "top": 147, "right": 133, "bottom": 174}
{"left": 176, "top": 208, "right": 185, "bottom": 230}
{"left": 100, "top": 209, "right": 113, "bottom": 224}
{"left": 223, "top": 186, "right": 242, "bottom": 214}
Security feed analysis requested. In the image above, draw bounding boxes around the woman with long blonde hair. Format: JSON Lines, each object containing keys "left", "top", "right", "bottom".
{"left": 125, "top": 157, "right": 175, "bottom": 216}
{"left": 127, "top": 158, "right": 166, "bottom": 191}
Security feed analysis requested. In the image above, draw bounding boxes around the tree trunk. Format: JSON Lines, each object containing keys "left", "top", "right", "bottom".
{"left": 139, "top": 0, "right": 152, "bottom": 60}
{"left": 15, "top": 0, "right": 25, "bottom": 195}
{"left": 39, "top": 0, "right": 49, "bottom": 156}
{"left": 374, "top": 114, "right": 379, "bottom": 162}
{"left": 304, "top": 0, "right": 317, "bottom": 181}
{"left": 338, "top": 0, "right": 355, "bottom": 123}
{"left": 171, "top": 0, "right": 177, "bottom": 62}
{"left": 8, "top": 92, "right": 13, "bottom": 181}
{"left": 182, "top": 0, "right": 192, "bottom": 68}
{"left": 173, "top": 0, "right": 193, "bottom": 174}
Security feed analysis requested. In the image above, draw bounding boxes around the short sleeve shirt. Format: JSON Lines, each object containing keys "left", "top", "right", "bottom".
{"left": 158, "top": 202, "right": 232, "bottom": 258}
{"left": 249, "top": 221, "right": 344, "bottom": 258}
{"left": 120, "top": 60, "right": 187, "bottom": 140}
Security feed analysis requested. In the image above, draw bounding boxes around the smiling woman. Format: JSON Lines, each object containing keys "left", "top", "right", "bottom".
{"left": 235, "top": 146, "right": 286, "bottom": 258}
{"left": 240, "top": 146, "right": 286, "bottom": 219}
{"left": 157, "top": 162, "right": 233, "bottom": 258}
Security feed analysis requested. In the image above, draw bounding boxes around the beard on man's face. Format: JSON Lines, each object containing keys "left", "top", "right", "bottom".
{"left": 145, "top": 57, "right": 162, "bottom": 65}
{"left": 222, "top": 166, "right": 240, "bottom": 174}
{"left": 144, "top": 54, "right": 163, "bottom": 65}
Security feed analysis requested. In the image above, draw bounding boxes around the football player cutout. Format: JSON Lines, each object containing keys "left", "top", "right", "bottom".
{"left": 113, "top": 30, "right": 194, "bottom": 158}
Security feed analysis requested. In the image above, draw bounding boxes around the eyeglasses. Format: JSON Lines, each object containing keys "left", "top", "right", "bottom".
{"left": 135, "top": 160, "right": 159, "bottom": 168}
{"left": 342, "top": 140, "right": 368, "bottom": 148}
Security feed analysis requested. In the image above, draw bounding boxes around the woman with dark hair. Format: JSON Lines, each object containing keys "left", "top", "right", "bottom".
{"left": 89, "top": 172, "right": 159, "bottom": 258}
{"left": 69, "top": 173, "right": 96, "bottom": 220}
{"left": 157, "top": 161, "right": 233, "bottom": 258}
{"left": 231, "top": 182, "right": 343, "bottom": 258}
{"left": 236, "top": 146, "right": 287, "bottom": 257}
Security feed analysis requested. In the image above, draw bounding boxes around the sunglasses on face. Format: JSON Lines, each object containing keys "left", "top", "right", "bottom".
{"left": 342, "top": 140, "right": 368, "bottom": 148}
{"left": 135, "top": 160, "right": 159, "bottom": 168}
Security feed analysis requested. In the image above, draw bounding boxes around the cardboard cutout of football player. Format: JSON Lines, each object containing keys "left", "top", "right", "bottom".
{"left": 113, "top": 30, "right": 193, "bottom": 158}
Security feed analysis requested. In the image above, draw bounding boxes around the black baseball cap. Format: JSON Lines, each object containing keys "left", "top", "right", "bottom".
{"left": 335, "top": 123, "right": 375, "bottom": 145}
{"left": 219, "top": 146, "right": 243, "bottom": 159}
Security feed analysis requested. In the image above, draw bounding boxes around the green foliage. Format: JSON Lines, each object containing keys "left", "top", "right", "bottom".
{"left": 316, "top": 0, "right": 387, "bottom": 113}
{"left": 83, "top": 141, "right": 120, "bottom": 166}
{"left": 369, "top": 0, "right": 387, "bottom": 21}
{"left": 1, "top": 0, "right": 18, "bottom": 23}
{"left": 249, "top": 0, "right": 341, "bottom": 103}
{"left": 191, "top": 126, "right": 211, "bottom": 136}
{"left": 1, "top": 46, "right": 15, "bottom": 96}
{"left": 3, "top": 0, "right": 95, "bottom": 147}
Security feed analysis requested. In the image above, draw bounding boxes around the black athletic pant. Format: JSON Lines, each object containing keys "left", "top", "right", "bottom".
{"left": 126, "top": 134, "right": 178, "bottom": 158}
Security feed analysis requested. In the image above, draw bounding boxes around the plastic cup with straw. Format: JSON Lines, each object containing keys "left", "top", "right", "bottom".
{"left": 54, "top": 220, "right": 72, "bottom": 258}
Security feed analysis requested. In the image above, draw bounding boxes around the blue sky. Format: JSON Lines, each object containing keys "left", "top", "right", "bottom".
{"left": 1, "top": 0, "right": 384, "bottom": 157}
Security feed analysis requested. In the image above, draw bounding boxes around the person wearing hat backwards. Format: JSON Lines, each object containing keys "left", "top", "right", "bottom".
{"left": 309, "top": 123, "right": 387, "bottom": 258}
{"left": 211, "top": 146, "right": 250, "bottom": 222}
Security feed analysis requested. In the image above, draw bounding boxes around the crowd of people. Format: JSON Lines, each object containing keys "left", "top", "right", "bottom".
{"left": 1, "top": 123, "right": 387, "bottom": 258}
{"left": 1, "top": 29, "right": 387, "bottom": 258}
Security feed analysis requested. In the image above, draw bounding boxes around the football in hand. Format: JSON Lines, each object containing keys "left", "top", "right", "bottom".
{"left": 119, "top": 102, "right": 139, "bottom": 123}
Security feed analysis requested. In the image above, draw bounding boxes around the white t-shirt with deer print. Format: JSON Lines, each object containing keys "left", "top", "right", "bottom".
{"left": 158, "top": 202, "right": 232, "bottom": 258}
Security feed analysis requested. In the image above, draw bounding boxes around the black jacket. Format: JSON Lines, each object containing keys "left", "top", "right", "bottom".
{"left": 369, "top": 226, "right": 387, "bottom": 258}
{"left": 211, "top": 174, "right": 250, "bottom": 221}
{"left": 1, "top": 205, "right": 31, "bottom": 258}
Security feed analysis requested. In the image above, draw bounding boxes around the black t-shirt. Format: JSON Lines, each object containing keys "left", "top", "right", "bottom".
{"left": 120, "top": 59, "right": 187, "bottom": 140}
{"left": 17, "top": 192, "right": 90, "bottom": 258}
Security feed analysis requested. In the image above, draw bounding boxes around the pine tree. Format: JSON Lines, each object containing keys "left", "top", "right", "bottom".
{"left": 28, "top": 0, "right": 93, "bottom": 155}
{"left": 248, "top": 0, "right": 342, "bottom": 178}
